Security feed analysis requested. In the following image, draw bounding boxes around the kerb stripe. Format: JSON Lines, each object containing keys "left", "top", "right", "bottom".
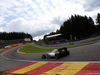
{"left": 43, "top": 62, "right": 89, "bottom": 75}
{"left": 75, "top": 63, "right": 100, "bottom": 75}
{"left": 11, "top": 62, "right": 47, "bottom": 74}
{"left": 57, "top": 63, "right": 89, "bottom": 75}
{"left": 43, "top": 63, "right": 73, "bottom": 75}
{"left": 3, "top": 62, "right": 37, "bottom": 74}
{"left": 24, "top": 62, "right": 63, "bottom": 75}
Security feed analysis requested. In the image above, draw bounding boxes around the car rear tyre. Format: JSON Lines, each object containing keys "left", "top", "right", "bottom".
{"left": 66, "top": 51, "right": 70, "bottom": 56}
{"left": 55, "top": 54, "right": 60, "bottom": 59}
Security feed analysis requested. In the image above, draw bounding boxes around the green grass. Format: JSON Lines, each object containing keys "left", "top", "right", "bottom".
{"left": 19, "top": 44, "right": 52, "bottom": 53}
{"left": 19, "top": 41, "right": 97, "bottom": 53}
{"left": 67, "top": 41, "right": 97, "bottom": 48}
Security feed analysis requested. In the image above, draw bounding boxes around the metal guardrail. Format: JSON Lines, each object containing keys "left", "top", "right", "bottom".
{"left": 35, "top": 36, "right": 100, "bottom": 48}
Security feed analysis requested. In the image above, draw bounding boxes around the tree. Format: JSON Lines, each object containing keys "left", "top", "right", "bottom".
{"left": 96, "top": 13, "right": 100, "bottom": 32}
{"left": 60, "top": 15, "right": 96, "bottom": 40}
{"left": 96, "top": 13, "right": 100, "bottom": 25}
{"left": 0, "top": 32, "right": 33, "bottom": 41}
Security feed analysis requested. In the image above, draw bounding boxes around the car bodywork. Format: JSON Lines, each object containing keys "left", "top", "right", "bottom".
{"left": 41, "top": 47, "right": 70, "bottom": 59}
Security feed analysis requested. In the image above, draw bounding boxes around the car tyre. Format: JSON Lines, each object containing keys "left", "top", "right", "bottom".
{"left": 55, "top": 54, "right": 60, "bottom": 59}
{"left": 48, "top": 56, "right": 51, "bottom": 59}
{"left": 66, "top": 51, "right": 70, "bottom": 56}
{"left": 42, "top": 54, "right": 46, "bottom": 59}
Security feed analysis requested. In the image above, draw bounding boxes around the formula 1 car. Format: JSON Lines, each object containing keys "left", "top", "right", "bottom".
{"left": 41, "top": 47, "right": 70, "bottom": 59}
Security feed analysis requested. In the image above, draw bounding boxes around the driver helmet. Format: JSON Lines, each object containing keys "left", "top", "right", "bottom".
{"left": 53, "top": 49, "right": 58, "bottom": 53}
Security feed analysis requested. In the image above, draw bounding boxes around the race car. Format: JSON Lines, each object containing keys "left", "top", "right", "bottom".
{"left": 41, "top": 47, "right": 70, "bottom": 59}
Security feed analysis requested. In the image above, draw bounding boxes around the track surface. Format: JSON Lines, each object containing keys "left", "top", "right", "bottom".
{"left": 0, "top": 42, "right": 100, "bottom": 72}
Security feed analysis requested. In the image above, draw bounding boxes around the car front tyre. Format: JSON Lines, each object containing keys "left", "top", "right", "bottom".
{"left": 42, "top": 54, "right": 46, "bottom": 59}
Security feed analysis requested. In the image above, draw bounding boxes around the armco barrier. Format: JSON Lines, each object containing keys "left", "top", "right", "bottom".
{"left": 4, "top": 45, "right": 11, "bottom": 49}
{"left": 11, "top": 43, "right": 23, "bottom": 47}
{"left": 0, "top": 43, "right": 30, "bottom": 50}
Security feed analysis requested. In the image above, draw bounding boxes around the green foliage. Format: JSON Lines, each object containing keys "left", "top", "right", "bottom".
{"left": 60, "top": 15, "right": 96, "bottom": 40}
{"left": 96, "top": 13, "right": 100, "bottom": 32}
{"left": 0, "top": 32, "right": 33, "bottom": 41}
{"left": 96, "top": 13, "right": 100, "bottom": 25}
{"left": 43, "top": 14, "right": 99, "bottom": 41}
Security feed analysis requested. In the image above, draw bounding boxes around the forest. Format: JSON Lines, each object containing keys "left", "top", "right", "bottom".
{"left": 0, "top": 32, "right": 32, "bottom": 41}
{"left": 44, "top": 13, "right": 100, "bottom": 40}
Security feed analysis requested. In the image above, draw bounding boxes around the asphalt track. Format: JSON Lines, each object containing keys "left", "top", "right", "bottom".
{"left": 2, "top": 42, "right": 100, "bottom": 62}
{"left": 0, "top": 42, "right": 100, "bottom": 73}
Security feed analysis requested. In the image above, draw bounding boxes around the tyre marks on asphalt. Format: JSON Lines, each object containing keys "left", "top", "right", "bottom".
{"left": 5, "top": 62, "right": 100, "bottom": 75}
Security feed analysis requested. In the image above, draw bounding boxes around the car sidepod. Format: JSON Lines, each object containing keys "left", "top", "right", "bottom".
{"left": 58, "top": 47, "right": 70, "bottom": 57}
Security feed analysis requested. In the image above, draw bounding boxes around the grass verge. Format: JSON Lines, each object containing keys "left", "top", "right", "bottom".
{"left": 19, "top": 41, "right": 97, "bottom": 53}
{"left": 19, "top": 44, "right": 52, "bottom": 53}
{"left": 67, "top": 41, "right": 97, "bottom": 48}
